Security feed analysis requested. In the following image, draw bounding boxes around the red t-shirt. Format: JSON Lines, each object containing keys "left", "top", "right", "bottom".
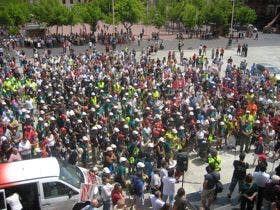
{"left": 112, "top": 190, "right": 123, "bottom": 206}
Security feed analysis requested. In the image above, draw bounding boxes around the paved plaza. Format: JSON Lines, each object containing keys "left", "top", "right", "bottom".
{"left": 3, "top": 32, "right": 280, "bottom": 210}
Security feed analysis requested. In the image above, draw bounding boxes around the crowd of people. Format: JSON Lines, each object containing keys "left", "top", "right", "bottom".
{"left": 0, "top": 33, "right": 94, "bottom": 50}
{"left": 0, "top": 33, "right": 279, "bottom": 210}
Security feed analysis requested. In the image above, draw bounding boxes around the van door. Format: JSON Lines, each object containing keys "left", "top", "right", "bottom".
{"left": 39, "top": 180, "right": 79, "bottom": 210}
{"left": 0, "top": 190, "right": 7, "bottom": 210}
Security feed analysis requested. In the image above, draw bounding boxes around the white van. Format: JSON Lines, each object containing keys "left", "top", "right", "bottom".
{"left": 0, "top": 157, "right": 99, "bottom": 210}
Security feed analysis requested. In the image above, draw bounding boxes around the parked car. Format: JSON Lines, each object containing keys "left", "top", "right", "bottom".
{"left": 0, "top": 157, "right": 100, "bottom": 210}
{"left": 256, "top": 63, "right": 280, "bottom": 84}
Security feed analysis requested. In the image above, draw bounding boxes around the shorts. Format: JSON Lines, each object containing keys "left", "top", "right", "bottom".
{"left": 201, "top": 188, "right": 215, "bottom": 202}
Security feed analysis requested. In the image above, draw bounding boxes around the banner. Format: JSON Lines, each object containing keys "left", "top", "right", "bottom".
{"left": 79, "top": 183, "right": 98, "bottom": 202}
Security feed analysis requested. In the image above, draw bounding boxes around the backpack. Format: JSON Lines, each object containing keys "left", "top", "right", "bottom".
{"left": 215, "top": 181, "right": 224, "bottom": 193}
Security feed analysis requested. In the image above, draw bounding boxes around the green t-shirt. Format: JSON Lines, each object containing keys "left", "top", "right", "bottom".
{"left": 240, "top": 182, "right": 257, "bottom": 196}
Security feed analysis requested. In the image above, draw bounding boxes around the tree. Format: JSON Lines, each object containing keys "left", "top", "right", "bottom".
{"left": 181, "top": 3, "right": 197, "bottom": 29}
{"left": 202, "top": 0, "right": 231, "bottom": 27}
{"left": 0, "top": 0, "right": 30, "bottom": 34}
{"left": 235, "top": 5, "right": 257, "bottom": 25}
{"left": 66, "top": 5, "right": 80, "bottom": 33}
{"left": 32, "top": 0, "right": 68, "bottom": 29}
{"left": 77, "top": 2, "right": 103, "bottom": 32}
{"left": 147, "top": 7, "right": 166, "bottom": 29}
{"left": 115, "top": 0, "right": 145, "bottom": 33}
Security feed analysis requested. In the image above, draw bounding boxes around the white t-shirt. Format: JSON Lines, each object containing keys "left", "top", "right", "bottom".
{"left": 46, "top": 134, "right": 55, "bottom": 147}
{"left": 253, "top": 171, "right": 270, "bottom": 188}
{"left": 160, "top": 168, "right": 168, "bottom": 179}
{"left": 6, "top": 193, "right": 23, "bottom": 210}
{"left": 150, "top": 174, "right": 161, "bottom": 189}
{"left": 162, "top": 176, "right": 176, "bottom": 196}
{"left": 101, "top": 183, "right": 113, "bottom": 201}
{"left": 18, "top": 140, "right": 31, "bottom": 155}
{"left": 150, "top": 195, "right": 165, "bottom": 210}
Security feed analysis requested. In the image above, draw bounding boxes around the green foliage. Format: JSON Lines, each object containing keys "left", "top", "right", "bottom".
{"left": 0, "top": 0, "right": 30, "bottom": 27}
{"left": 75, "top": 2, "right": 103, "bottom": 31}
{"left": 181, "top": 3, "right": 197, "bottom": 28}
{"left": 115, "top": 0, "right": 145, "bottom": 32}
{"left": 147, "top": 7, "right": 166, "bottom": 29}
{"left": 235, "top": 5, "right": 257, "bottom": 25}
{"left": 32, "top": 0, "right": 68, "bottom": 27}
{"left": 202, "top": 0, "right": 231, "bottom": 26}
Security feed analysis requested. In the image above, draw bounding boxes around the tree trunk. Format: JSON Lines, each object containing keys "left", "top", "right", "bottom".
{"left": 56, "top": 25, "right": 59, "bottom": 34}
{"left": 70, "top": 25, "right": 73, "bottom": 34}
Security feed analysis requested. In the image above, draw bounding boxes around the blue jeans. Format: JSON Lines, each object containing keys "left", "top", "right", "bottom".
{"left": 163, "top": 194, "right": 174, "bottom": 208}
{"left": 103, "top": 200, "right": 111, "bottom": 210}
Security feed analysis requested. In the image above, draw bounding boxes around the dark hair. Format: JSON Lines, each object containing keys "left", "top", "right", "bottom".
{"left": 245, "top": 173, "right": 253, "bottom": 183}
{"left": 161, "top": 203, "right": 170, "bottom": 210}
{"left": 177, "top": 188, "right": 185, "bottom": 197}
{"left": 168, "top": 169, "right": 174, "bottom": 177}
{"left": 210, "top": 148, "right": 217, "bottom": 157}
{"left": 259, "top": 162, "right": 267, "bottom": 172}
{"left": 154, "top": 190, "right": 161, "bottom": 198}
{"left": 239, "top": 152, "right": 246, "bottom": 161}
{"left": 114, "top": 183, "right": 121, "bottom": 191}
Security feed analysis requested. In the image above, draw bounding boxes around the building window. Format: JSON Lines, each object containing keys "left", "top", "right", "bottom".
{"left": 70, "top": 0, "right": 74, "bottom": 4}
{"left": 62, "top": 0, "right": 66, "bottom": 4}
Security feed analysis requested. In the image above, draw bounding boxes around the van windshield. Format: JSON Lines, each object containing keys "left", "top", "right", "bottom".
{"left": 58, "top": 159, "right": 84, "bottom": 189}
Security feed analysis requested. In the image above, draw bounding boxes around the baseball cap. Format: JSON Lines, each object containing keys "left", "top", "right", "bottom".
{"left": 103, "top": 167, "right": 111, "bottom": 174}
{"left": 119, "top": 157, "right": 127, "bottom": 162}
{"left": 106, "top": 147, "right": 113, "bottom": 152}
{"left": 137, "top": 162, "right": 145, "bottom": 168}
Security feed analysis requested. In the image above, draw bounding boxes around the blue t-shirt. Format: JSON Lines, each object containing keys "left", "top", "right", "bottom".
{"left": 131, "top": 175, "right": 144, "bottom": 197}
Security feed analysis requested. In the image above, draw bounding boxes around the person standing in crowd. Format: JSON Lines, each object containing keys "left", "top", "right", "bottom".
{"left": 150, "top": 190, "right": 165, "bottom": 210}
{"left": 201, "top": 164, "right": 220, "bottom": 210}
{"left": 8, "top": 147, "right": 21, "bottom": 162}
{"left": 162, "top": 169, "right": 176, "bottom": 208}
{"left": 150, "top": 168, "right": 161, "bottom": 194}
{"left": 115, "top": 157, "right": 129, "bottom": 188}
{"left": 253, "top": 162, "right": 270, "bottom": 210}
{"left": 228, "top": 153, "right": 249, "bottom": 199}
{"left": 239, "top": 114, "right": 253, "bottom": 153}
{"left": 239, "top": 173, "right": 258, "bottom": 210}
{"left": 252, "top": 136, "right": 264, "bottom": 166}
{"left": 131, "top": 162, "right": 145, "bottom": 210}
{"left": 262, "top": 175, "right": 280, "bottom": 210}
{"left": 207, "top": 149, "right": 221, "bottom": 172}
{"left": 100, "top": 176, "right": 113, "bottom": 210}
{"left": 173, "top": 188, "right": 188, "bottom": 210}
{"left": 18, "top": 138, "right": 32, "bottom": 160}
{"left": 111, "top": 183, "right": 124, "bottom": 207}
